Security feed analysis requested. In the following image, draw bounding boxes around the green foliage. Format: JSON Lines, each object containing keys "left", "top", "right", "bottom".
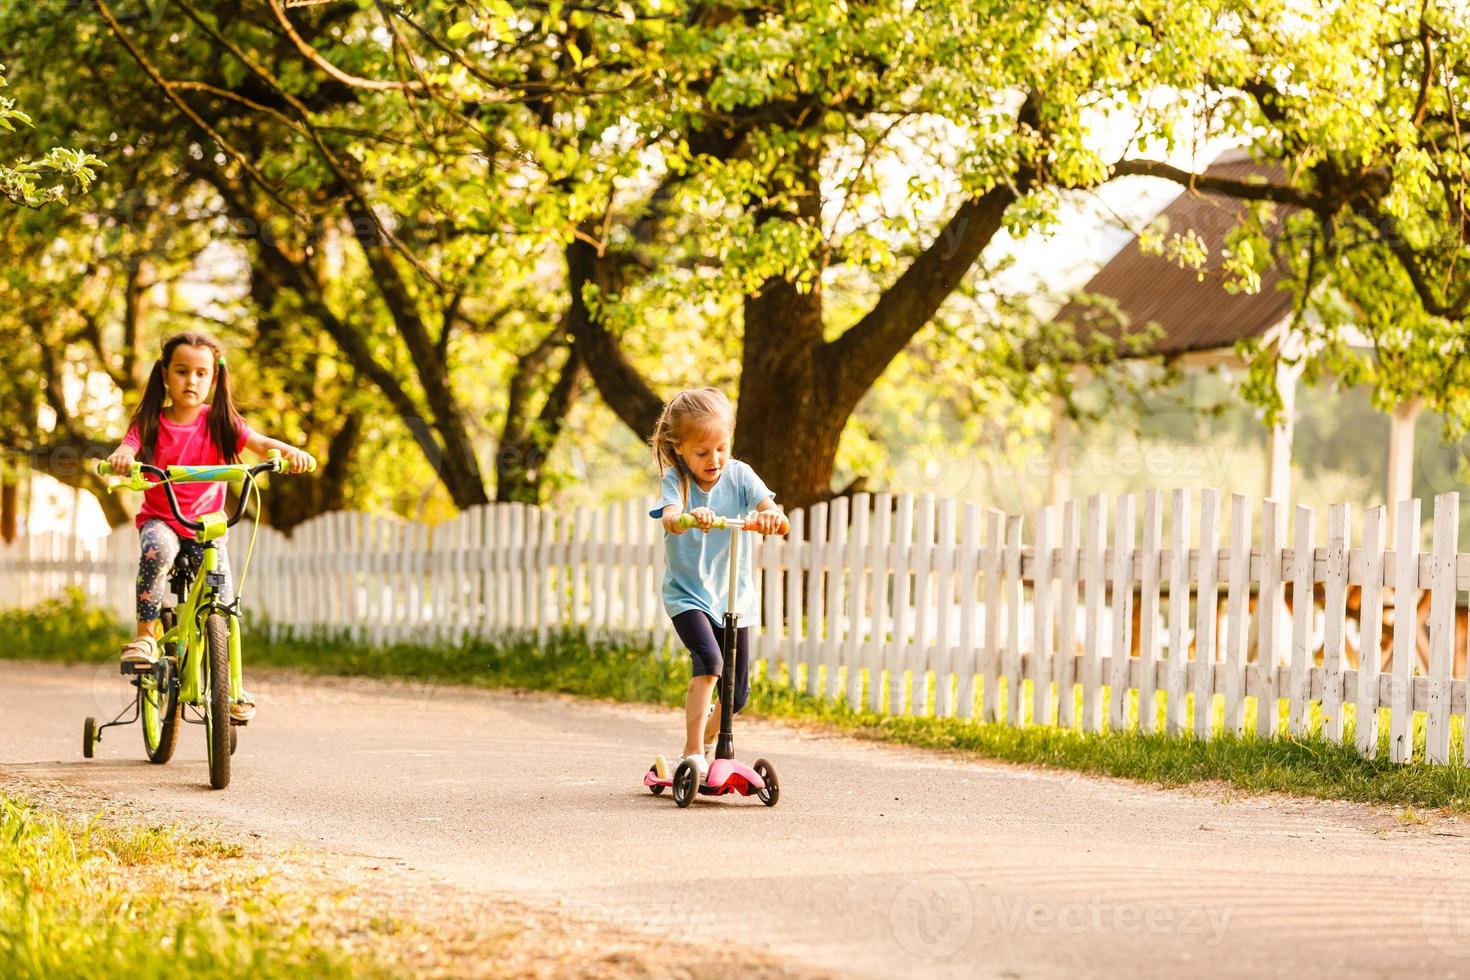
{"left": 2, "top": 0, "right": 1468, "bottom": 511}
{"left": 0, "top": 63, "right": 103, "bottom": 208}
{"left": 0, "top": 589, "right": 129, "bottom": 661}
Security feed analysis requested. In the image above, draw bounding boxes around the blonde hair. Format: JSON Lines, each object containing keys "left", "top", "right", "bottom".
{"left": 651, "top": 388, "right": 735, "bottom": 510}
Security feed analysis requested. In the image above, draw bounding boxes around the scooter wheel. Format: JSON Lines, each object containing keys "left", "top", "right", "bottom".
{"left": 754, "top": 758, "right": 779, "bottom": 806}
{"left": 647, "top": 764, "right": 665, "bottom": 795}
{"left": 83, "top": 717, "right": 97, "bottom": 759}
{"left": 673, "top": 760, "right": 698, "bottom": 808}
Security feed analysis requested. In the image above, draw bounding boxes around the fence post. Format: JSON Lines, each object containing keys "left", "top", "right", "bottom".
{"left": 1426, "top": 492, "right": 1459, "bottom": 765}
{"left": 956, "top": 502, "right": 981, "bottom": 719}
{"left": 806, "top": 501, "right": 829, "bottom": 699}
{"left": 1081, "top": 494, "right": 1108, "bottom": 734}
{"left": 1003, "top": 515, "right": 1024, "bottom": 726}
{"left": 1289, "top": 506, "right": 1316, "bottom": 736}
{"left": 1256, "top": 499, "right": 1286, "bottom": 738}
{"left": 982, "top": 508, "right": 1004, "bottom": 723}
{"left": 933, "top": 498, "right": 956, "bottom": 717}
{"left": 845, "top": 493, "right": 871, "bottom": 711}
{"left": 1031, "top": 506, "right": 1056, "bottom": 727}
{"left": 1137, "top": 491, "right": 1162, "bottom": 734}
{"left": 1109, "top": 494, "right": 1136, "bottom": 733}
{"left": 825, "top": 496, "right": 850, "bottom": 703}
{"left": 1389, "top": 498, "right": 1421, "bottom": 763}
{"left": 785, "top": 508, "right": 807, "bottom": 691}
{"left": 1356, "top": 506, "right": 1386, "bottom": 757}
{"left": 1056, "top": 500, "right": 1081, "bottom": 729}
{"left": 1321, "top": 503, "right": 1351, "bottom": 743}
{"left": 1166, "top": 489, "right": 1191, "bottom": 735}
{"left": 1194, "top": 489, "right": 1221, "bottom": 739}
{"left": 1223, "top": 494, "right": 1253, "bottom": 736}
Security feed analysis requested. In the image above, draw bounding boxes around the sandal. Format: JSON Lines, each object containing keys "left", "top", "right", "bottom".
{"left": 230, "top": 692, "right": 256, "bottom": 724}
{"left": 119, "top": 636, "right": 158, "bottom": 665}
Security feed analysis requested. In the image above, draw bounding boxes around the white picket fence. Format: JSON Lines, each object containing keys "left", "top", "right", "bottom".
{"left": 7, "top": 488, "right": 1470, "bottom": 765}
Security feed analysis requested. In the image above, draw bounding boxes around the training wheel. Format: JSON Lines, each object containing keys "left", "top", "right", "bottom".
{"left": 83, "top": 717, "right": 97, "bottom": 759}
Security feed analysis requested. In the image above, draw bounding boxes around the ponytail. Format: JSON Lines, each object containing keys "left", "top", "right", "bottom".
{"left": 208, "top": 359, "right": 245, "bottom": 463}
{"left": 126, "top": 360, "right": 167, "bottom": 464}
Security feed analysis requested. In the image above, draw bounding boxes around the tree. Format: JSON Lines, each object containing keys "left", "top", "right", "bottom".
{"left": 4, "top": 1, "right": 586, "bottom": 512}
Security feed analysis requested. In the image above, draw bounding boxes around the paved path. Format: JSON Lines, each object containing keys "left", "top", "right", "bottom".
{"left": 4, "top": 659, "right": 1470, "bottom": 978}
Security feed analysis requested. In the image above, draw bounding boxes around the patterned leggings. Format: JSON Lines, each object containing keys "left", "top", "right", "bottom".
{"left": 135, "top": 518, "right": 234, "bottom": 623}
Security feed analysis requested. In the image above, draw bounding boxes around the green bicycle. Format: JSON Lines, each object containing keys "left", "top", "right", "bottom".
{"left": 84, "top": 449, "right": 309, "bottom": 789}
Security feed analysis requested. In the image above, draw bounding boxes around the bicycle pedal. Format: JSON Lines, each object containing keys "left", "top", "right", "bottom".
{"left": 229, "top": 717, "right": 249, "bottom": 727}
{"left": 120, "top": 660, "right": 154, "bottom": 675}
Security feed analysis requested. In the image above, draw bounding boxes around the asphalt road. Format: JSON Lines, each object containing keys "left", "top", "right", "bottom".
{"left": 4, "top": 658, "right": 1470, "bottom": 979}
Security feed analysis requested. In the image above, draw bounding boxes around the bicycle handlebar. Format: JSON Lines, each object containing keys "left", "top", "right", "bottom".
{"left": 96, "top": 449, "right": 313, "bottom": 533}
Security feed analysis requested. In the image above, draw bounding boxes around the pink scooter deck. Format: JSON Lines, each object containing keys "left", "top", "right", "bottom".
{"left": 644, "top": 758, "right": 767, "bottom": 796}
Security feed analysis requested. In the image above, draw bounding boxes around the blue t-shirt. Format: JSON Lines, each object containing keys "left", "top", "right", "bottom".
{"left": 648, "top": 460, "right": 775, "bottom": 625}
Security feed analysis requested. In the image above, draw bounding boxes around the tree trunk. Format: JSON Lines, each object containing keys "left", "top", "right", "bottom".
{"left": 735, "top": 275, "right": 848, "bottom": 508}
{"left": 564, "top": 236, "right": 663, "bottom": 441}
{"left": 264, "top": 410, "right": 362, "bottom": 532}
{"left": 1, "top": 478, "right": 16, "bottom": 543}
{"left": 496, "top": 335, "right": 584, "bottom": 505}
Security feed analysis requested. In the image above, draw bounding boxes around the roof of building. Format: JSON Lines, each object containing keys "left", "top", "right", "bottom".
{"left": 1054, "top": 149, "right": 1297, "bottom": 358}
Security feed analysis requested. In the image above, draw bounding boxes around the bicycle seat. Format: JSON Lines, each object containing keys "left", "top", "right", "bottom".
{"left": 168, "top": 551, "right": 201, "bottom": 600}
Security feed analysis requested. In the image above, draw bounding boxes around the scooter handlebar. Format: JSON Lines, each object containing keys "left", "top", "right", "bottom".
{"left": 675, "top": 512, "right": 790, "bottom": 535}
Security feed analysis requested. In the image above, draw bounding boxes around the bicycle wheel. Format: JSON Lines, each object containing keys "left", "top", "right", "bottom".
{"left": 142, "top": 608, "right": 180, "bottom": 764}
{"left": 203, "top": 613, "right": 232, "bottom": 789}
{"left": 141, "top": 655, "right": 180, "bottom": 764}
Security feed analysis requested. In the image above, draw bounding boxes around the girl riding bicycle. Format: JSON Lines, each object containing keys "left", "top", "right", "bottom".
{"left": 105, "top": 331, "right": 313, "bottom": 722}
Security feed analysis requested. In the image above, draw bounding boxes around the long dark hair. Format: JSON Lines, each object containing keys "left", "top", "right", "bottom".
{"left": 127, "top": 331, "right": 245, "bottom": 464}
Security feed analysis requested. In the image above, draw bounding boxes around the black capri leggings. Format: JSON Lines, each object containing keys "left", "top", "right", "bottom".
{"left": 672, "top": 609, "right": 751, "bottom": 714}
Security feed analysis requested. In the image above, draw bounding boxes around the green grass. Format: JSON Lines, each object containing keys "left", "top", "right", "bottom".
{"left": 15, "top": 589, "right": 1470, "bottom": 813}
{"left": 0, "top": 794, "right": 394, "bottom": 979}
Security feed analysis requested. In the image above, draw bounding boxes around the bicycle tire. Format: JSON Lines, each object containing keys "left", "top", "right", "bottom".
{"left": 143, "top": 610, "right": 180, "bottom": 764}
{"left": 204, "top": 613, "right": 232, "bottom": 789}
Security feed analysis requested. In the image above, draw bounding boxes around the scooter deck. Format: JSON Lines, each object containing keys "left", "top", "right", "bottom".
{"left": 643, "top": 758, "right": 767, "bottom": 796}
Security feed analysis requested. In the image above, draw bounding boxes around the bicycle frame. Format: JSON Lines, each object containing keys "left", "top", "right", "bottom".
{"left": 161, "top": 541, "right": 240, "bottom": 706}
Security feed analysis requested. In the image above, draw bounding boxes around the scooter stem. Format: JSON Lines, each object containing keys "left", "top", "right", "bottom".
{"left": 716, "top": 525, "right": 740, "bottom": 761}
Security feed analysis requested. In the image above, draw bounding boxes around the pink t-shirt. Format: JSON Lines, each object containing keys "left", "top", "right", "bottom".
{"left": 123, "top": 408, "right": 253, "bottom": 540}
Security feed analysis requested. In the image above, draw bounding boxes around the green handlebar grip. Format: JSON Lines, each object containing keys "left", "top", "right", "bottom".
{"left": 676, "top": 513, "right": 726, "bottom": 530}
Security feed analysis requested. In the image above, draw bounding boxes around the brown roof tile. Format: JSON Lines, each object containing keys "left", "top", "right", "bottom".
{"left": 1055, "top": 149, "right": 1298, "bottom": 358}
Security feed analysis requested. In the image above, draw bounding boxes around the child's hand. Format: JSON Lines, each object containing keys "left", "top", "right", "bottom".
{"left": 749, "top": 510, "right": 786, "bottom": 535}
{"left": 106, "top": 448, "right": 136, "bottom": 474}
{"left": 688, "top": 507, "right": 716, "bottom": 530}
{"left": 662, "top": 511, "right": 686, "bottom": 534}
{"left": 281, "top": 447, "right": 316, "bottom": 474}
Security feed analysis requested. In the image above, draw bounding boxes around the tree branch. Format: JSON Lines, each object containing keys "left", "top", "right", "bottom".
{"left": 1110, "top": 158, "right": 1318, "bottom": 207}
{"left": 563, "top": 235, "right": 663, "bottom": 441}
{"left": 824, "top": 178, "right": 1028, "bottom": 403}
{"left": 267, "top": 0, "right": 425, "bottom": 91}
